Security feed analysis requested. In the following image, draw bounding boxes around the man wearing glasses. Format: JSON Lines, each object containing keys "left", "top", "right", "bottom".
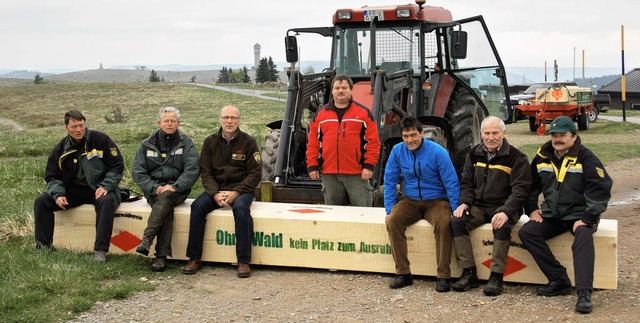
{"left": 183, "top": 105, "right": 262, "bottom": 278}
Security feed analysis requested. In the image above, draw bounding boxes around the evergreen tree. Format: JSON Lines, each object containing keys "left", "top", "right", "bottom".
{"left": 303, "top": 66, "right": 316, "bottom": 74}
{"left": 268, "top": 56, "right": 279, "bottom": 82}
{"left": 149, "top": 69, "right": 160, "bottom": 82}
{"left": 255, "top": 58, "right": 271, "bottom": 83}
{"left": 217, "top": 67, "right": 229, "bottom": 83}
{"left": 34, "top": 74, "right": 44, "bottom": 84}
{"left": 242, "top": 66, "right": 251, "bottom": 83}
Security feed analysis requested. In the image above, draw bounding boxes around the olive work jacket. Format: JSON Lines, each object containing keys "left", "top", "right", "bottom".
{"left": 525, "top": 136, "right": 612, "bottom": 224}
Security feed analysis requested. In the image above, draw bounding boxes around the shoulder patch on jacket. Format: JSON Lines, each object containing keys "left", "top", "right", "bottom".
{"left": 110, "top": 147, "right": 118, "bottom": 157}
{"left": 596, "top": 167, "right": 605, "bottom": 179}
{"left": 254, "top": 151, "right": 261, "bottom": 163}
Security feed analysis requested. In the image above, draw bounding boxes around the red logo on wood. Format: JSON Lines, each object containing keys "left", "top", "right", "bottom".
{"left": 110, "top": 231, "right": 141, "bottom": 252}
{"left": 482, "top": 255, "right": 527, "bottom": 277}
{"left": 289, "top": 209, "right": 325, "bottom": 214}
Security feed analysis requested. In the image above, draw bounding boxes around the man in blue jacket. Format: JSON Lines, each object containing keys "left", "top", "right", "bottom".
{"left": 34, "top": 110, "right": 124, "bottom": 264}
{"left": 384, "top": 116, "right": 460, "bottom": 292}
{"left": 519, "top": 116, "right": 612, "bottom": 314}
{"left": 132, "top": 107, "right": 200, "bottom": 272}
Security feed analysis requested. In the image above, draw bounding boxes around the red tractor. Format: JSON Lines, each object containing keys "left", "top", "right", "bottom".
{"left": 258, "top": 1, "right": 513, "bottom": 205}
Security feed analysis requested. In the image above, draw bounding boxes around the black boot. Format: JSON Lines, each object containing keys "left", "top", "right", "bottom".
{"left": 452, "top": 266, "right": 479, "bottom": 292}
{"left": 575, "top": 289, "right": 593, "bottom": 314}
{"left": 389, "top": 274, "right": 413, "bottom": 289}
{"left": 537, "top": 271, "right": 572, "bottom": 296}
{"left": 483, "top": 272, "right": 504, "bottom": 296}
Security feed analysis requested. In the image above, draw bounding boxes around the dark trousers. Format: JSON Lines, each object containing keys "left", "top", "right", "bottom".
{"left": 518, "top": 217, "right": 596, "bottom": 291}
{"left": 386, "top": 197, "right": 453, "bottom": 278}
{"left": 451, "top": 205, "right": 515, "bottom": 273}
{"left": 34, "top": 185, "right": 118, "bottom": 252}
{"left": 186, "top": 191, "right": 254, "bottom": 263}
{"left": 144, "top": 190, "right": 189, "bottom": 257}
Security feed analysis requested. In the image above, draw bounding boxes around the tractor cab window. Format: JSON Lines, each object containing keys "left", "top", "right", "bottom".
{"left": 333, "top": 25, "right": 419, "bottom": 77}
{"left": 442, "top": 19, "right": 510, "bottom": 121}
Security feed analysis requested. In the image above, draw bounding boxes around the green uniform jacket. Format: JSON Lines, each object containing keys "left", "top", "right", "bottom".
{"left": 525, "top": 136, "right": 612, "bottom": 224}
{"left": 132, "top": 129, "right": 200, "bottom": 198}
{"left": 458, "top": 138, "right": 532, "bottom": 223}
{"left": 45, "top": 128, "right": 124, "bottom": 203}
{"left": 200, "top": 128, "right": 261, "bottom": 197}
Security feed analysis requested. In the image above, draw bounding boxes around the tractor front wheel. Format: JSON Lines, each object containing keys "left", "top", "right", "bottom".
{"left": 446, "top": 87, "right": 486, "bottom": 175}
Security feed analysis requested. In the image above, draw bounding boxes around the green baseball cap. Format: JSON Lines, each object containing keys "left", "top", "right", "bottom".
{"left": 547, "top": 116, "right": 577, "bottom": 134}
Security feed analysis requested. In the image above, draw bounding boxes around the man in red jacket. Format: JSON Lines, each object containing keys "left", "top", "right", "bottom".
{"left": 306, "top": 75, "right": 380, "bottom": 206}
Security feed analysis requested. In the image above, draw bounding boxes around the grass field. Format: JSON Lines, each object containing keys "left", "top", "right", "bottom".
{"left": 1, "top": 82, "right": 640, "bottom": 321}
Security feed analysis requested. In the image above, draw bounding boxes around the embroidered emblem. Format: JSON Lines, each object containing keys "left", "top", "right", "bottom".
{"left": 596, "top": 167, "right": 605, "bottom": 179}
{"left": 232, "top": 153, "right": 246, "bottom": 161}
{"left": 110, "top": 147, "right": 118, "bottom": 157}
{"left": 254, "top": 151, "right": 261, "bottom": 163}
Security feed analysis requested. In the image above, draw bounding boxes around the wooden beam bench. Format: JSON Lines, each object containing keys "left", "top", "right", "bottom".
{"left": 53, "top": 199, "right": 618, "bottom": 289}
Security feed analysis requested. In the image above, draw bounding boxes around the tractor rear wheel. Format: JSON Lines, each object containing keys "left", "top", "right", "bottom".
{"left": 261, "top": 129, "right": 281, "bottom": 181}
{"left": 578, "top": 111, "right": 590, "bottom": 131}
{"left": 446, "top": 87, "right": 486, "bottom": 175}
{"left": 528, "top": 116, "right": 538, "bottom": 132}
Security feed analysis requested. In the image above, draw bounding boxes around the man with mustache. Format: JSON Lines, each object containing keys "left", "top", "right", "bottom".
{"left": 307, "top": 75, "right": 380, "bottom": 206}
{"left": 519, "top": 116, "right": 612, "bottom": 314}
{"left": 451, "top": 116, "right": 531, "bottom": 296}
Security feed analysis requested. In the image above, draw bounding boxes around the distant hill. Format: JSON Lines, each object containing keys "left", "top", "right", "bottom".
{"left": 0, "top": 70, "right": 53, "bottom": 79}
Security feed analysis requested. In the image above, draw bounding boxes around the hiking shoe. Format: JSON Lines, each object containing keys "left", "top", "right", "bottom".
{"left": 182, "top": 259, "right": 202, "bottom": 274}
{"left": 483, "top": 272, "right": 504, "bottom": 296}
{"left": 452, "top": 266, "right": 479, "bottom": 292}
{"left": 537, "top": 275, "right": 572, "bottom": 296}
{"left": 135, "top": 236, "right": 152, "bottom": 256}
{"left": 575, "top": 289, "right": 593, "bottom": 314}
{"left": 436, "top": 278, "right": 451, "bottom": 293}
{"left": 237, "top": 263, "right": 251, "bottom": 278}
{"left": 94, "top": 250, "right": 107, "bottom": 264}
{"left": 151, "top": 256, "right": 167, "bottom": 272}
{"left": 389, "top": 274, "right": 413, "bottom": 289}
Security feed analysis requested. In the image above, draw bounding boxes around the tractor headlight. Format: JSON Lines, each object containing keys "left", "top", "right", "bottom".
{"left": 396, "top": 9, "right": 411, "bottom": 18}
{"left": 337, "top": 11, "right": 352, "bottom": 20}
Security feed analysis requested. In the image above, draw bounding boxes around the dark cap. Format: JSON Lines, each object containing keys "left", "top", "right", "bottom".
{"left": 547, "top": 116, "right": 577, "bottom": 134}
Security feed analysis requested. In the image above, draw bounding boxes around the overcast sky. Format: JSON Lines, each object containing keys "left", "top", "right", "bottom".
{"left": 1, "top": 0, "right": 637, "bottom": 72}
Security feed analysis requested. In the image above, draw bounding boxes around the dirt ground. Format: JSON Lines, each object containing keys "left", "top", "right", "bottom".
{"left": 71, "top": 158, "right": 640, "bottom": 322}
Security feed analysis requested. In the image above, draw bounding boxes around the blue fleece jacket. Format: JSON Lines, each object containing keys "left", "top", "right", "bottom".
{"left": 384, "top": 138, "right": 460, "bottom": 214}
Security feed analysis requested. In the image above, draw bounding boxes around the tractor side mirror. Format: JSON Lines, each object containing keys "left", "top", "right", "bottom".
{"left": 285, "top": 35, "right": 299, "bottom": 63}
{"left": 451, "top": 31, "right": 467, "bottom": 59}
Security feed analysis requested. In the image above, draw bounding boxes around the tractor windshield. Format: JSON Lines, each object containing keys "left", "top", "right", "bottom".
{"left": 333, "top": 25, "right": 432, "bottom": 77}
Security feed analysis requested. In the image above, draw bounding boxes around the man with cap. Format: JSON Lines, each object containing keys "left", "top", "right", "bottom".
{"left": 519, "top": 116, "right": 612, "bottom": 314}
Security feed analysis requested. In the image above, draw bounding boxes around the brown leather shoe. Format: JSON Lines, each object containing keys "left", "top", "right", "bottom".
{"left": 237, "top": 263, "right": 251, "bottom": 278}
{"left": 182, "top": 259, "right": 202, "bottom": 274}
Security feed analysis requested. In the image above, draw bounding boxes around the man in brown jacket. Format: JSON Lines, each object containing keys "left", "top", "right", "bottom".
{"left": 182, "top": 105, "right": 262, "bottom": 278}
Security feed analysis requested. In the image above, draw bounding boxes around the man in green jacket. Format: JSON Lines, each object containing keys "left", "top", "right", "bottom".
{"left": 519, "top": 116, "right": 613, "bottom": 314}
{"left": 133, "top": 107, "right": 200, "bottom": 271}
{"left": 34, "top": 110, "right": 124, "bottom": 263}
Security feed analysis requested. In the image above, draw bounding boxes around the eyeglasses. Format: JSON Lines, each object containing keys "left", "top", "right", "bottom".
{"left": 220, "top": 116, "right": 239, "bottom": 120}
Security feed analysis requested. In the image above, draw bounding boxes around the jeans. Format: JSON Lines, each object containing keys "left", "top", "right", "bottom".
{"left": 186, "top": 191, "right": 254, "bottom": 263}
{"left": 34, "top": 185, "right": 118, "bottom": 252}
